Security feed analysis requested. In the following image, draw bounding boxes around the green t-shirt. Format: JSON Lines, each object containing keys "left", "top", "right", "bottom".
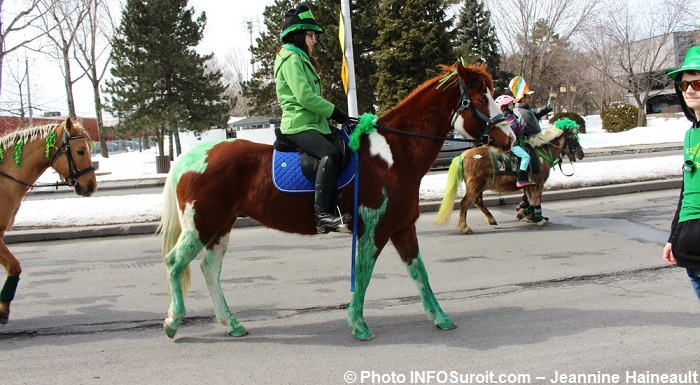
{"left": 680, "top": 126, "right": 700, "bottom": 222}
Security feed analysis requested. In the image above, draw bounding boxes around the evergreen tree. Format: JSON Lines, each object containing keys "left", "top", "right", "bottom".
{"left": 374, "top": 0, "right": 453, "bottom": 113}
{"left": 454, "top": 0, "right": 508, "bottom": 93}
{"left": 242, "top": 0, "right": 379, "bottom": 118}
{"left": 104, "top": 0, "right": 230, "bottom": 157}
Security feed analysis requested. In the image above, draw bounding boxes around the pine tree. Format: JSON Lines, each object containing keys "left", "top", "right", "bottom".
{"left": 374, "top": 0, "right": 453, "bottom": 113}
{"left": 104, "top": 0, "right": 230, "bottom": 157}
{"left": 454, "top": 0, "right": 508, "bottom": 93}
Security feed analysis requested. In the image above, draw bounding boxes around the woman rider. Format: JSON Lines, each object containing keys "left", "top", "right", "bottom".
{"left": 273, "top": 5, "right": 351, "bottom": 233}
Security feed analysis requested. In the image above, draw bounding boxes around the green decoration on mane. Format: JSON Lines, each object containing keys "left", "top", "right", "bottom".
{"left": 553, "top": 118, "right": 580, "bottom": 140}
{"left": 348, "top": 113, "right": 378, "bottom": 152}
{"left": 12, "top": 138, "right": 24, "bottom": 167}
{"left": 45, "top": 131, "right": 57, "bottom": 159}
{"left": 0, "top": 144, "right": 4, "bottom": 163}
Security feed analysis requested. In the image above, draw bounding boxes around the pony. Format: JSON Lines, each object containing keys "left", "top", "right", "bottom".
{"left": 436, "top": 122, "right": 584, "bottom": 234}
{"left": 159, "top": 62, "right": 516, "bottom": 341}
{"left": 0, "top": 118, "right": 97, "bottom": 324}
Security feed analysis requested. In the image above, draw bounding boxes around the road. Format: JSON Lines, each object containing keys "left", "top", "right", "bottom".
{"left": 1, "top": 189, "right": 698, "bottom": 384}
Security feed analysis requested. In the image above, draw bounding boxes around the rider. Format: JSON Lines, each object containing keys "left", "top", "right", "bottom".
{"left": 274, "top": 5, "right": 351, "bottom": 233}
{"left": 495, "top": 95, "right": 531, "bottom": 187}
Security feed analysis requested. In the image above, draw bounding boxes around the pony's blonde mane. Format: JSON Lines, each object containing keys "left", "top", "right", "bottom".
{"left": 0, "top": 124, "right": 60, "bottom": 149}
{"left": 529, "top": 127, "right": 565, "bottom": 147}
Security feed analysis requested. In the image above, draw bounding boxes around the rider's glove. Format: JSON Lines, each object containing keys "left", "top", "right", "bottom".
{"left": 330, "top": 107, "right": 349, "bottom": 124}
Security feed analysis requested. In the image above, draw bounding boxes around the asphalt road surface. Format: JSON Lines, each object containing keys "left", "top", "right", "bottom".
{"left": 1, "top": 189, "right": 698, "bottom": 384}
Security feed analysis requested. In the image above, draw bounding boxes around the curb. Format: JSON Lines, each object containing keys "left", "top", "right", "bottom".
{"left": 5, "top": 178, "right": 682, "bottom": 244}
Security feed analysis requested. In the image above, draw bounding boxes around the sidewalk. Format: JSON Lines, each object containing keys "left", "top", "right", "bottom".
{"left": 5, "top": 142, "right": 683, "bottom": 244}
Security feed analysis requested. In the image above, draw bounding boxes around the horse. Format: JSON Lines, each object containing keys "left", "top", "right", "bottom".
{"left": 435, "top": 123, "right": 584, "bottom": 234}
{"left": 0, "top": 118, "right": 97, "bottom": 324}
{"left": 158, "top": 61, "right": 516, "bottom": 341}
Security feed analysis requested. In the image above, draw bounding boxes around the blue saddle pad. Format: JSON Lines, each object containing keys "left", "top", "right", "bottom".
{"left": 272, "top": 135, "right": 355, "bottom": 194}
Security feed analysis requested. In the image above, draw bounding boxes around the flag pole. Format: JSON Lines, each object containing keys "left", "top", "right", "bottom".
{"left": 340, "top": 0, "right": 358, "bottom": 116}
{"left": 340, "top": 0, "right": 359, "bottom": 292}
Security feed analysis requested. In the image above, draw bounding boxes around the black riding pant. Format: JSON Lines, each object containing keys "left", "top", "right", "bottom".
{"left": 285, "top": 129, "right": 342, "bottom": 165}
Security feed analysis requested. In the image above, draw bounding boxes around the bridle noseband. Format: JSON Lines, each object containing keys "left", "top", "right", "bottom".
{"left": 49, "top": 129, "right": 95, "bottom": 187}
{"left": 450, "top": 78, "right": 506, "bottom": 145}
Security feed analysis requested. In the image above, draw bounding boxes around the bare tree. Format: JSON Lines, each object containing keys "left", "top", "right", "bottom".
{"left": 487, "top": 0, "right": 603, "bottom": 100}
{"left": 0, "top": 0, "right": 49, "bottom": 97}
{"left": 582, "top": 0, "right": 691, "bottom": 126}
{"left": 74, "top": 0, "right": 114, "bottom": 157}
{"left": 223, "top": 48, "right": 251, "bottom": 116}
{"left": 38, "top": 0, "right": 91, "bottom": 121}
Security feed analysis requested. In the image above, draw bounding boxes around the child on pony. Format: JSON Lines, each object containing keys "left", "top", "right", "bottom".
{"left": 495, "top": 94, "right": 531, "bottom": 187}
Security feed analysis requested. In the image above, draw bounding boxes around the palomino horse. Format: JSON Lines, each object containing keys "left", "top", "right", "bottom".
{"left": 436, "top": 122, "right": 584, "bottom": 234}
{"left": 159, "top": 62, "right": 516, "bottom": 340}
{"left": 0, "top": 118, "right": 97, "bottom": 324}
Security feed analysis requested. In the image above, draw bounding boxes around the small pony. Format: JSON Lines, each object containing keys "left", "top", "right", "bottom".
{"left": 158, "top": 61, "right": 516, "bottom": 340}
{"left": 0, "top": 118, "right": 97, "bottom": 324}
{"left": 436, "top": 119, "right": 584, "bottom": 234}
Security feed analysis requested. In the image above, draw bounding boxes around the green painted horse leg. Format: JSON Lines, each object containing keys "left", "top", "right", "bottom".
{"left": 348, "top": 239, "right": 378, "bottom": 340}
{"left": 407, "top": 255, "right": 456, "bottom": 330}
{"left": 347, "top": 195, "right": 388, "bottom": 340}
{"left": 163, "top": 230, "right": 203, "bottom": 338}
{"left": 200, "top": 233, "right": 247, "bottom": 337}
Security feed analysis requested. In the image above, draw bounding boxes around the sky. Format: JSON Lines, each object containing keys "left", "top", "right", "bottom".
{"left": 1, "top": 1, "right": 268, "bottom": 119}
{"left": 10, "top": 114, "right": 690, "bottom": 229}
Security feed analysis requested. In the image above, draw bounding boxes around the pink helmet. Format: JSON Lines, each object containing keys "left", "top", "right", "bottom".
{"left": 495, "top": 95, "right": 515, "bottom": 109}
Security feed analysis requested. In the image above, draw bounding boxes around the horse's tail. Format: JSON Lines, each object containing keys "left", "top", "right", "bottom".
{"left": 157, "top": 172, "right": 190, "bottom": 295}
{"left": 435, "top": 155, "right": 464, "bottom": 225}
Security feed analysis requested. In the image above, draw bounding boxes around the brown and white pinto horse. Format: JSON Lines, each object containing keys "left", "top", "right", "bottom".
{"left": 159, "top": 62, "right": 515, "bottom": 340}
{"left": 0, "top": 118, "right": 97, "bottom": 324}
{"left": 435, "top": 124, "right": 584, "bottom": 234}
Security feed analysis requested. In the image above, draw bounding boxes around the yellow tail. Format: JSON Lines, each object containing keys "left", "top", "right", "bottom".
{"left": 435, "top": 156, "right": 464, "bottom": 225}
{"left": 157, "top": 173, "right": 190, "bottom": 295}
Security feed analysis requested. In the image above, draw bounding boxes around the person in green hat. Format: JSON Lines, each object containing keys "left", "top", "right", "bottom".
{"left": 273, "top": 4, "right": 351, "bottom": 233}
{"left": 662, "top": 45, "right": 700, "bottom": 300}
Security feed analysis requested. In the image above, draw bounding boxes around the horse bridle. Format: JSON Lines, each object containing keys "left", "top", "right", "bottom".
{"left": 49, "top": 129, "right": 96, "bottom": 187}
{"left": 358, "top": 77, "right": 505, "bottom": 145}
{"left": 536, "top": 131, "right": 583, "bottom": 177}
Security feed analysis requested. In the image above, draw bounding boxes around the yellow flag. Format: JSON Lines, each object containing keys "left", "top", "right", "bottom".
{"left": 338, "top": 11, "right": 348, "bottom": 94}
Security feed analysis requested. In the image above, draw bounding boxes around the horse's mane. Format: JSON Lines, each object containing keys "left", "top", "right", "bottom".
{"left": 390, "top": 62, "right": 494, "bottom": 112}
{"left": 529, "top": 126, "right": 565, "bottom": 147}
{"left": 0, "top": 124, "right": 60, "bottom": 149}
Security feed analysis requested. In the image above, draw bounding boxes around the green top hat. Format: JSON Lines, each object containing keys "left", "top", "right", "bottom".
{"left": 280, "top": 5, "right": 323, "bottom": 42}
{"left": 668, "top": 46, "right": 700, "bottom": 80}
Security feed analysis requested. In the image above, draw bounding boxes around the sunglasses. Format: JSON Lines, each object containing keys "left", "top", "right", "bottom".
{"left": 677, "top": 79, "right": 700, "bottom": 92}
{"left": 305, "top": 32, "right": 316, "bottom": 41}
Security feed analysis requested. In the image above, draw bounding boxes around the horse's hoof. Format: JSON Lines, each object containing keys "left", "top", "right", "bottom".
{"left": 436, "top": 319, "right": 457, "bottom": 330}
{"left": 164, "top": 323, "right": 177, "bottom": 339}
{"left": 228, "top": 325, "right": 249, "bottom": 337}
{"left": 353, "top": 329, "right": 376, "bottom": 341}
{"left": 536, "top": 219, "right": 548, "bottom": 227}
{"left": 0, "top": 315, "right": 7, "bottom": 325}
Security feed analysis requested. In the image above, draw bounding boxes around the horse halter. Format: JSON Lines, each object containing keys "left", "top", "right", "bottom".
{"left": 450, "top": 78, "right": 506, "bottom": 144}
{"left": 49, "top": 129, "right": 95, "bottom": 187}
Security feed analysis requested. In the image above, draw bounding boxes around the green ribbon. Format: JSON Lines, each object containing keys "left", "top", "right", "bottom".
{"left": 348, "top": 113, "right": 378, "bottom": 152}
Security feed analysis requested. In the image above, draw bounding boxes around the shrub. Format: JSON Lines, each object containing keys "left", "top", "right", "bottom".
{"left": 601, "top": 102, "right": 645, "bottom": 133}
{"left": 549, "top": 112, "right": 586, "bottom": 133}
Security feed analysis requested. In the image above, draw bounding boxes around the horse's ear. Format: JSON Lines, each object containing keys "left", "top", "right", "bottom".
{"left": 64, "top": 117, "right": 74, "bottom": 132}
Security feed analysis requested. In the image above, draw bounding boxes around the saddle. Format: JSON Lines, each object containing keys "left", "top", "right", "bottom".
{"left": 271, "top": 128, "right": 355, "bottom": 193}
{"left": 489, "top": 144, "right": 541, "bottom": 176}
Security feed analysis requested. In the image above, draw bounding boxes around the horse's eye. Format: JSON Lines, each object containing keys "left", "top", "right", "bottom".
{"left": 77, "top": 150, "right": 85, "bottom": 156}
{"left": 478, "top": 96, "right": 488, "bottom": 104}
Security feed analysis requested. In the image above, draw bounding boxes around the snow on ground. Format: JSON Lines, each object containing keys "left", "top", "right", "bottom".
{"left": 12, "top": 114, "right": 690, "bottom": 229}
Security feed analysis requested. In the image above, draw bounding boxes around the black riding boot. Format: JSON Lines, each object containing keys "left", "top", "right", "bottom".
{"left": 314, "top": 156, "right": 350, "bottom": 233}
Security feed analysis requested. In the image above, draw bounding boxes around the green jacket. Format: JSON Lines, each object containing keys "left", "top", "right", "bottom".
{"left": 274, "top": 45, "right": 335, "bottom": 135}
